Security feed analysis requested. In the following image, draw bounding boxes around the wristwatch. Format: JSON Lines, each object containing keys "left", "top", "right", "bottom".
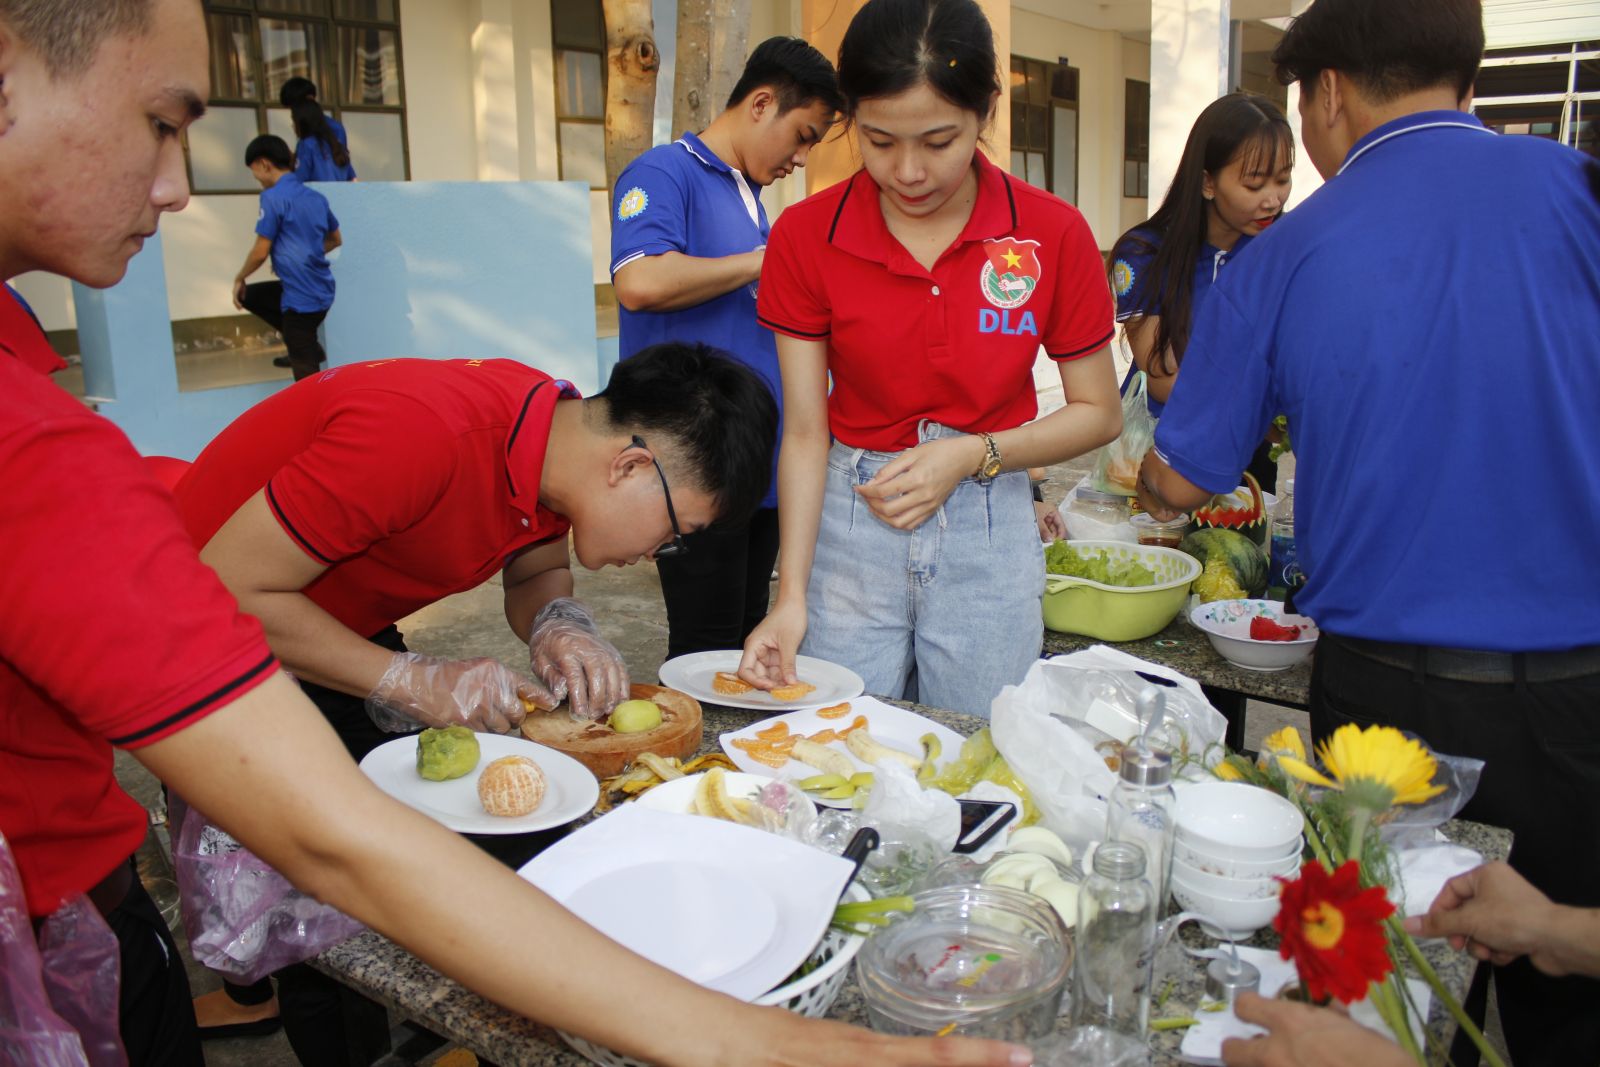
{"left": 975, "top": 432, "right": 1002, "bottom": 483}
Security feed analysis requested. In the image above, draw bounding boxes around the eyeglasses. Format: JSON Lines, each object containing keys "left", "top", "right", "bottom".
{"left": 632, "top": 435, "right": 688, "bottom": 558}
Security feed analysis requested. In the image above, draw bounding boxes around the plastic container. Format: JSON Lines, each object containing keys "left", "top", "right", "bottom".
{"left": 1266, "top": 479, "right": 1303, "bottom": 604}
{"left": 1042, "top": 541, "right": 1201, "bottom": 642}
{"left": 1063, "top": 487, "right": 1134, "bottom": 543}
{"left": 1130, "top": 512, "right": 1190, "bottom": 549}
{"left": 856, "top": 885, "right": 1073, "bottom": 1042}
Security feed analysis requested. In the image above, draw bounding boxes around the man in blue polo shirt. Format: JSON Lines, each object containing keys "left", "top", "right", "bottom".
{"left": 1134, "top": 1, "right": 1600, "bottom": 1061}
{"left": 233, "top": 134, "right": 341, "bottom": 380}
{"left": 610, "top": 37, "right": 840, "bottom": 663}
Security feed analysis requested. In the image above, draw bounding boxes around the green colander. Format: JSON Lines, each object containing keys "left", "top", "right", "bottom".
{"left": 1042, "top": 540, "right": 1201, "bottom": 642}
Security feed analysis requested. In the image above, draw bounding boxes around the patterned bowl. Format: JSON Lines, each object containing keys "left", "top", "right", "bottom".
{"left": 1189, "top": 599, "right": 1319, "bottom": 672}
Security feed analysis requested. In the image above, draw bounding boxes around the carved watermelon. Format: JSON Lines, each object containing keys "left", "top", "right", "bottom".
{"left": 1180, "top": 528, "right": 1269, "bottom": 599}
{"left": 1192, "top": 471, "right": 1268, "bottom": 545}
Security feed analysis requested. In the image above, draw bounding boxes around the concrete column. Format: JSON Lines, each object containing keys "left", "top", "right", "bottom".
{"left": 1148, "top": 0, "right": 1230, "bottom": 206}
{"left": 1281, "top": 0, "right": 1323, "bottom": 207}
{"left": 800, "top": 0, "right": 1011, "bottom": 196}
{"left": 471, "top": 0, "right": 521, "bottom": 181}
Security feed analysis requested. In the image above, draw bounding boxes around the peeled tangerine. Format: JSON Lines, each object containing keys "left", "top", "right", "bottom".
{"left": 416, "top": 726, "right": 481, "bottom": 782}
{"left": 608, "top": 698, "right": 663, "bottom": 734}
{"left": 478, "top": 755, "right": 547, "bottom": 817}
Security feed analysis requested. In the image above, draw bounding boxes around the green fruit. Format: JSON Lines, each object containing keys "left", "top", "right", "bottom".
{"left": 608, "top": 698, "right": 663, "bottom": 733}
{"left": 849, "top": 772, "right": 876, "bottom": 789}
{"left": 798, "top": 774, "right": 849, "bottom": 791}
{"left": 416, "top": 726, "right": 481, "bottom": 781}
{"left": 1180, "top": 528, "right": 1268, "bottom": 597}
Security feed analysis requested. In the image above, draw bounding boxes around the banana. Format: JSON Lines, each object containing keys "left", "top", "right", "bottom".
{"left": 845, "top": 730, "right": 922, "bottom": 771}
{"left": 796, "top": 773, "right": 849, "bottom": 791}
{"left": 821, "top": 785, "right": 857, "bottom": 800}
{"left": 849, "top": 771, "right": 876, "bottom": 790}
{"left": 635, "top": 752, "right": 685, "bottom": 781}
{"left": 790, "top": 739, "right": 855, "bottom": 779}
{"left": 917, "top": 733, "right": 942, "bottom": 784}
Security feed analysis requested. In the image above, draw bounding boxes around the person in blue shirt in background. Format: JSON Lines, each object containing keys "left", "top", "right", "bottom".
{"left": 1108, "top": 92, "right": 1292, "bottom": 492}
{"left": 610, "top": 38, "right": 841, "bottom": 664}
{"left": 280, "top": 75, "right": 357, "bottom": 183}
{"left": 1135, "top": 0, "right": 1600, "bottom": 1061}
{"left": 233, "top": 135, "right": 342, "bottom": 381}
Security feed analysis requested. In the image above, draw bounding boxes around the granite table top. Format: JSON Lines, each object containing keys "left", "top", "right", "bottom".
{"left": 1043, "top": 617, "right": 1312, "bottom": 708}
{"left": 313, "top": 701, "right": 1508, "bottom": 1066}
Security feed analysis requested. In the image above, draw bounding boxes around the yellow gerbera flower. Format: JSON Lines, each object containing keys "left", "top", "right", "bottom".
{"left": 1260, "top": 726, "right": 1307, "bottom": 762}
{"left": 1278, "top": 724, "right": 1446, "bottom": 811}
{"left": 1213, "top": 759, "right": 1245, "bottom": 781}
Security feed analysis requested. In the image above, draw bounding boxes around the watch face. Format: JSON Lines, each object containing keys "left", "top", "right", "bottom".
{"left": 982, "top": 459, "right": 1002, "bottom": 478}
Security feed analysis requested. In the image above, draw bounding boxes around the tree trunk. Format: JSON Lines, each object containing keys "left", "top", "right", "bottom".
{"left": 602, "top": 0, "right": 660, "bottom": 189}
{"left": 672, "top": 0, "right": 750, "bottom": 137}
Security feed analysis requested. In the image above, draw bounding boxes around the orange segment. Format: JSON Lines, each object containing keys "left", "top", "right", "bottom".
{"left": 815, "top": 702, "right": 852, "bottom": 719}
{"left": 756, "top": 722, "right": 791, "bottom": 740}
{"left": 806, "top": 728, "right": 839, "bottom": 745}
{"left": 841, "top": 715, "right": 869, "bottom": 736}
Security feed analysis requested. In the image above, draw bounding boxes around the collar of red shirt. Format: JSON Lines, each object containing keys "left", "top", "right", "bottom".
{"left": 504, "top": 375, "right": 580, "bottom": 522}
{"left": 0, "top": 289, "right": 68, "bottom": 375}
{"left": 825, "top": 150, "right": 1019, "bottom": 276}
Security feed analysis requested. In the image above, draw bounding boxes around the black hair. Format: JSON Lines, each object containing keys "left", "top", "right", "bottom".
{"left": 593, "top": 342, "right": 778, "bottom": 526}
{"left": 1272, "top": 0, "right": 1484, "bottom": 104}
{"left": 0, "top": 0, "right": 151, "bottom": 77}
{"left": 725, "top": 36, "right": 843, "bottom": 117}
{"left": 835, "top": 0, "right": 1000, "bottom": 123}
{"left": 1109, "top": 92, "right": 1293, "bottom": 375}
{"left": 244, "top": 134, "right": 293, "bottom": 170}
{"left": 291, "top": 98, "right": 352, "bottom": 170}
{"left": 279, "top": 76, "right": 318, "bottom": 109}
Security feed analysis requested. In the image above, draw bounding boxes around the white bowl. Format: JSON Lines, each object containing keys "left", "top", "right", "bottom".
{"left": 1174, "top": 781, "right": 1304, "bottom": 859}
{"left": 1171, "top": 856, "right": 1284, "bottom": 901}
{"left": 1175, "top": 838, "right": 1304, "bottom": 879}
{"left": 1171, "top": 874, "right": 1282, "bottom": 940}
{"left": 1189, "top": 599, "right": 1319, "bottom": 672}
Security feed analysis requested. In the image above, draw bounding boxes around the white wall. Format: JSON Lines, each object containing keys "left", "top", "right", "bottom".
{"left": 403, "top": 0, "right": 485, "bottom": 182}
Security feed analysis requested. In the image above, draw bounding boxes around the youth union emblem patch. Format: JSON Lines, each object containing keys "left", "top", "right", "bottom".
{"left": 617, "top": 187, "right": 649, "bottom": 221}
{"left": 979, "top": 238, "right": 1043, "bottom": 310}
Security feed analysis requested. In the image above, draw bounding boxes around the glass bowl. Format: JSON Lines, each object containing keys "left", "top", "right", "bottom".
{"left": 856, "top": 885, "right": 1073, "bottom": 1041}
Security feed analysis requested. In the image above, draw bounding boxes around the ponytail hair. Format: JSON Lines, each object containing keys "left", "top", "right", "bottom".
{"left": 291, "top": 98, "right": 350, "bottom": 170}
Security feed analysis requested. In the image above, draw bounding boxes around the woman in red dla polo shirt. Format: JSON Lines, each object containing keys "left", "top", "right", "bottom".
{"left": 740, "top": 0, "right": 1122, "bottom": 716}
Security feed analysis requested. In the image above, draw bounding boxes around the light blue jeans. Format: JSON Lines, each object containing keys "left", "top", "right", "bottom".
{"left": 800, "top": 422, "right": 1046, "bottom": 718}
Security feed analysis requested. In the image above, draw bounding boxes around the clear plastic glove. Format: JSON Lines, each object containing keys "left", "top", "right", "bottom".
{"left": 364, "top": 652, "right": 553, "bottom": 734}
{"left": 527, "top": 597, "right": 629, "bottom": 721}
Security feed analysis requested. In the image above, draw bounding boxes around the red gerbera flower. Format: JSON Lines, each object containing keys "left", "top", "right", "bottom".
{"left": 1274, "top": 860, "right": 1396, "bottom": 1004}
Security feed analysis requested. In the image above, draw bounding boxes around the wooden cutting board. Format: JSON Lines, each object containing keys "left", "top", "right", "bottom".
{"left": 520, "top": 683, "right": 702, "bottom": 779}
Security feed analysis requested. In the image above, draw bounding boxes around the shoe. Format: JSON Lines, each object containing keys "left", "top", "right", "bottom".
{"left": 272, "top": 355, "right": 292, "bottom": 368}
{"left": 198, "top": 1016, "right": 282, "bottom": 1040}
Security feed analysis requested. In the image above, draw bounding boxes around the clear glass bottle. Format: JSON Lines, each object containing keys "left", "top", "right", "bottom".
{"left": 1266, "top": 478, "right": 1302, "bottom": 603}
{"left": 1071, "top": 841, "right": 1157, "bottom": 1038}
{"left": 1105, "top": 744, "right": 1177, "bottom": 910}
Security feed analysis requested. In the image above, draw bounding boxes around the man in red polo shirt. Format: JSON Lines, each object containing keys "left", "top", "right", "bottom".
{"left": 0, "top": 4, "right": 1031, "bottom": 1067}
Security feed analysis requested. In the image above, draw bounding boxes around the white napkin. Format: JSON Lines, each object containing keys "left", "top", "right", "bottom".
{"left": 1396, "top": 842, "right": 1482, "bottom": 920}
{"left": 1177, "top": 947, "right": 1431, "bottom": 1065}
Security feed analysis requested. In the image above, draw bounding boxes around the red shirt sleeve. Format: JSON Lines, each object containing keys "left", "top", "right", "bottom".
{"left": 756, "top": 208, "right": 831, "bottom": 340}
{"left": 0, "top": 369, "right": 276, "bottom": 748}
{"left": 265, "top": 391, "right": 461, "bottom": 564}
{"left": 1043, "top": 210, "right": 1116, "bottom": 361}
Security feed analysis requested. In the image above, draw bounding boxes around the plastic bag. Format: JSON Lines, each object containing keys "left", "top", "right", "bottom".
{"left": 0, "top": 831, "right": 120, "bottom": 1067}
{"left": 170, "top": 797, "right": 364, "bottom": 984}
{"left": 1091, "top": 370, "right": 1157, "bottom": 497}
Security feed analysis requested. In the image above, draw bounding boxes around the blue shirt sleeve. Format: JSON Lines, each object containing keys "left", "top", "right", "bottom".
{"left": 609, "top": 160, "right": 689, "bottom": 276}
{"left": 255, "top": 192, "right": 282, "bottom": 241}
{"left": 1151, "top": 282, "right": 1277, "bottom": 494}
{"left": 1109, "top": 233, "right": 1158, "bottom": 321}
{"left": 325, "top": 200, "right": 340, "bottom": 235}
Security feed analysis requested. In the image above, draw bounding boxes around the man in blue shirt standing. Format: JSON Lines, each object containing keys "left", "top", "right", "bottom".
{"left": 233, "top": 135, "right": 342, "bottom": 381}
{"left": 610, "top": 38, "right": 840, "bottom": 663}
{"left": 1134, "top": 1, "right": 1600, "bottom": 1062}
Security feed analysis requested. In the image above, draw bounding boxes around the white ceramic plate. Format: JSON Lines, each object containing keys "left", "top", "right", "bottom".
{"left": 719, "top": 696, "right": 966, "bottom": 808}
{"left": 633, "top": 771, "right": 819, "bottom": 821}
{"left": 658, "top": 650, "right": 864, "bottom": 711}
{"left": 358, "top": 733, "right": 599, "bottom": 835}
{"left": 519, "top": 805, "right": 854, "bottom": 1000}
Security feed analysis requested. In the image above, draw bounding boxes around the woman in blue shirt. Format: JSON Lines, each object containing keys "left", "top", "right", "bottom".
{"left": 280, "top": 76, "right": 357, "bottom": 183}
{"left": 1109, "top": 92, "right": 1291, "bottom": 487}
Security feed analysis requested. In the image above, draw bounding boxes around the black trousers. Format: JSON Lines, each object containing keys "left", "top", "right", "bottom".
{"left": 655, "top": 507, "right": 780, "bottom": 663}
{"left": 101, "top": 863, "right": 206, "bottom": 1067}
{"left": 240, "top": 280, "right": 328, "bottom": 381}
{"left": 1311, "top": 633, "right": 1600, "bottom": 1066}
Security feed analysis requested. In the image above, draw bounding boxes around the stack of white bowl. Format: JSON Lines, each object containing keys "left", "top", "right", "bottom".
{"left": 1171, "top": 782, "right": 1305, "bottom": 939}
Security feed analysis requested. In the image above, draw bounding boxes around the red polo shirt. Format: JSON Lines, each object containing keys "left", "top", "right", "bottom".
{"left": 0, "top": 295, "right": 277, "bottom": 918}
{"left": 758, "top": 152, "right": 1114, "bottom": 451}
{"left": 174, "top": 359, "right": 576, "bottom": 639}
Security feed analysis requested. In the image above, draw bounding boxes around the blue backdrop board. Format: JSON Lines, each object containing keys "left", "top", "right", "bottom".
{"left": 74, "top": 180, "right": 608, "bottom": 460}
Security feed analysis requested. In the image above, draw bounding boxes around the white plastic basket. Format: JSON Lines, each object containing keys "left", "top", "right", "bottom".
{"left": 557, "top": 884, "right": 871, "bottom": 1067}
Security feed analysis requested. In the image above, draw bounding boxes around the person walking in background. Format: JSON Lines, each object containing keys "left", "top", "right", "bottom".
{"left": 280, "top": 74, "right": 356, "bottom": 183}
{"left": 737, "top": 0, "right": 1122, "bottom": 718}
{"left": 1107, "top": 92, "right": 1293, "bottom": 492}
{"left": 233, "top": 134, "right": 341, "bottom": 380}
{"left": 610, "top": 37, "right": 841, "bottom": 665}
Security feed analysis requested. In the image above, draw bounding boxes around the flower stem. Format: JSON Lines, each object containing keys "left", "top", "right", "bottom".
{"left": 1367, "top": 975, "right": 1423, "bottom": 1062}
{"left": 1389, "top": 917, "right": 1508, "bottom": 1067}
{"left": 1345, "top": 806, "right": 1373, "bottom": 869}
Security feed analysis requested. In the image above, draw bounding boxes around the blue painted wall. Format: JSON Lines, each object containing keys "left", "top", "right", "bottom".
{"left": 76, "top": 180, "right": 617, "bottom": 459}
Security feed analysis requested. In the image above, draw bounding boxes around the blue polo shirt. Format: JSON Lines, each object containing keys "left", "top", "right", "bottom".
{"left": 257, "top": 173, "right": 339, "bottom": 314}
{"left": 295, "top": 117, "right": 356, "bottom": 183}
{"left": 1110, "top": 230, "right": 1255, "bottom": 417}
{"left": 1153, "top": 111, "right": 1600, "bottom": 651}
{"left": 610, "top": 132, "right": 780, "bottom": 508}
